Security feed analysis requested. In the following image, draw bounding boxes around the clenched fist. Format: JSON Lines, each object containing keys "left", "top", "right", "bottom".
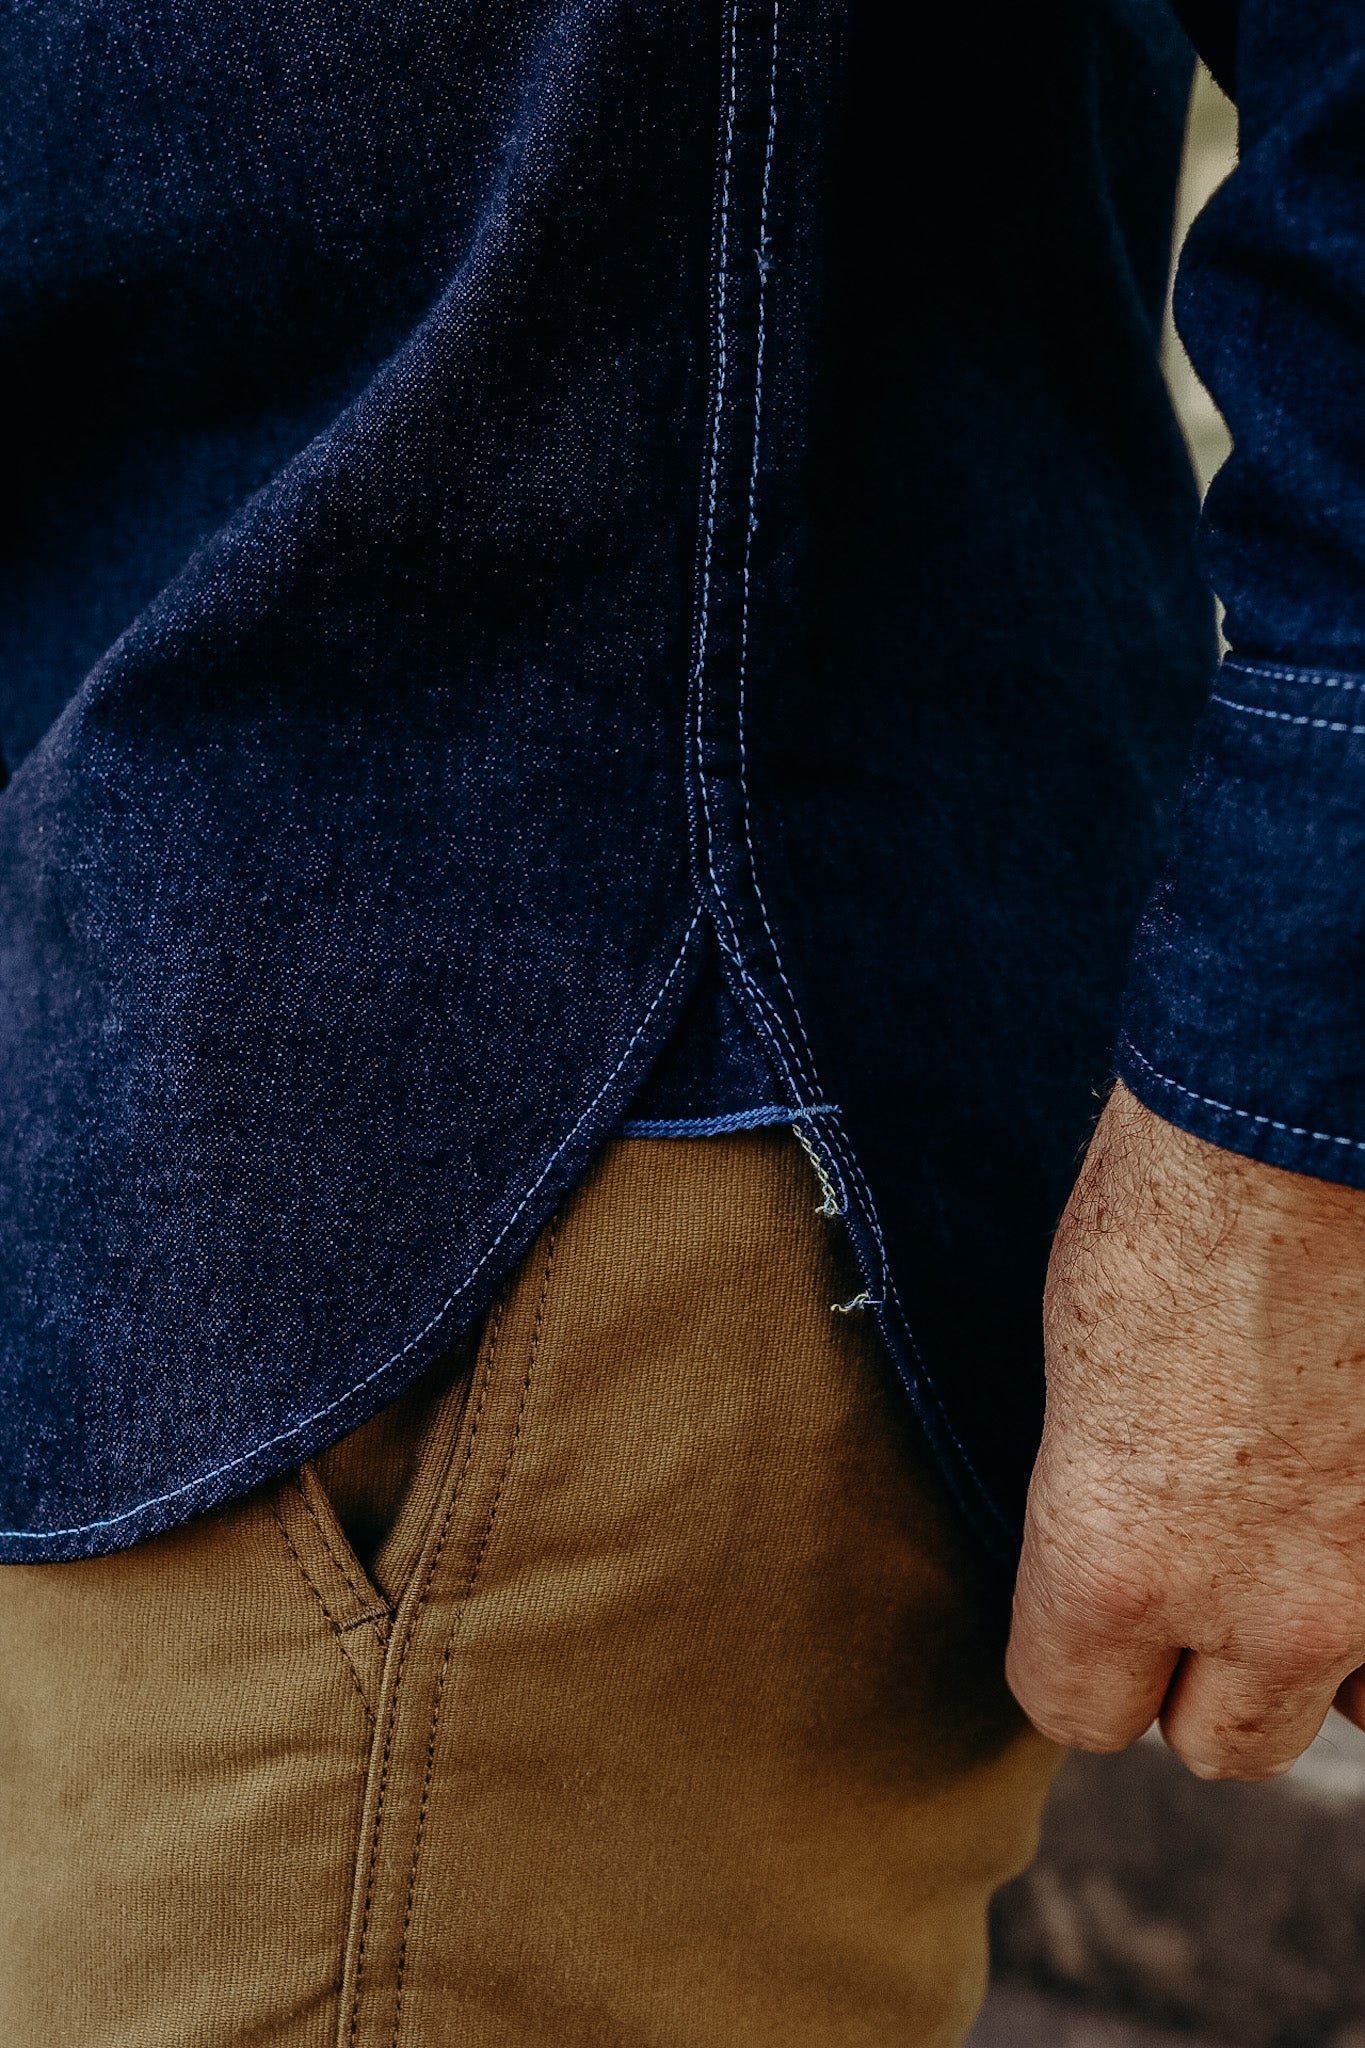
{"left": 1008, "top": 1081, "right": 1365, "bottom": 1781}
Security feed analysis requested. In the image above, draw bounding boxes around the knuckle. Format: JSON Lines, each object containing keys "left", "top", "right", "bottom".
{"left": 1009, "top": 1693, "right": 1131, "bottom": 1754}
{"left": 1016, "top": 1544, "right": 1162, "bottom": 1644}
{"left": 1079, "top": 1570, "right": 1163, "bottom": 1637}
{"left": 1247, "top": 1607, "right": 1363, "bottom": 1686}
{"left": 1163, "top": 1679, "right": 1328, "bottom": 1782}
{"left": 1005, "top": 1656, "right": 1150, "bottom": 1756}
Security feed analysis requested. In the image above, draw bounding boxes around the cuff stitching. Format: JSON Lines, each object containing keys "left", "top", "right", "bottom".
{"left": 1223, "top": 658, "right": 1365, "bottom": 692}
{"left": 1120, "top": 1038, "right": 1365, "bottom": 1157}
{"left": 1210, "top": 692, "right": 1365, "bottom": 738}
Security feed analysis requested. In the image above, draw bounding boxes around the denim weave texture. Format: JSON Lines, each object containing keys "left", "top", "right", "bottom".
{"left": 0, "top": 0, "right": 1226, "bottom": 1559}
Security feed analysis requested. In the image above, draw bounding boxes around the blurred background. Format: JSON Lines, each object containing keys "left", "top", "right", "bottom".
{"left": 1161, "top": 63, "right": 1236, "bottom": 500}
{"left": 964, "top": 65, "right": 1365, "bottom": 2048}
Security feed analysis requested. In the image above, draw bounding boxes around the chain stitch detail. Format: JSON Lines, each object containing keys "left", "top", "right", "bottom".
{"left": 621, "top": 1102, "right": 836, "bottom": 1137}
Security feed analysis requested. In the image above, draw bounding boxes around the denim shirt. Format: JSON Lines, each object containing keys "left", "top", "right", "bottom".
{"left": 0, "top": 0, "right": 1335, "bottom": 1566}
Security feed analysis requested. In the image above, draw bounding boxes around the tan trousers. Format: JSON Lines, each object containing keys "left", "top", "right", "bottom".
{"left": 0, "top": 1134, "right": 1055, "bottom": 2046}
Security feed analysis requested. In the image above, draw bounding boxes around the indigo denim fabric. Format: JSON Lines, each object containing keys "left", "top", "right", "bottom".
{"left": 1119, "top": 0, "right": 1365, "bottom": 1185}
{"left": 0, "top": 0, "right": 1215, "bottom": 1563}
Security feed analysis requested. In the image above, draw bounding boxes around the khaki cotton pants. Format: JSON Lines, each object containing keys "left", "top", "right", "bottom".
{"left": 0, "top": 1134, "right": 1055, "bottom": 2046}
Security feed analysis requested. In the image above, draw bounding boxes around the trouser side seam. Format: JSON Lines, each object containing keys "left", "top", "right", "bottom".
{"left": 388, "top": 1223, "right": 558, "bottom": 2046}
{"left": 345, "top": 1300, "right": 504, "bottom": 2042}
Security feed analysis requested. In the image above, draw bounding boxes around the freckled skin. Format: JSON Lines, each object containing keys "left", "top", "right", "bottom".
{"left": 1006, "top": 1081, "right": 1365, "bottom": 1782}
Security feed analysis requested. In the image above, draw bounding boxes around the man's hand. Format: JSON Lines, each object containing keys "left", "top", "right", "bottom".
{"left": 1007, "top": 1081, "right": 1365, "bottom": 1781}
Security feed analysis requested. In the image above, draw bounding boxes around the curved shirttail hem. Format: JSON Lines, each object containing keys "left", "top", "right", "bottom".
{"left": 0, "top": 909, "right": 706, "bottom": 1550}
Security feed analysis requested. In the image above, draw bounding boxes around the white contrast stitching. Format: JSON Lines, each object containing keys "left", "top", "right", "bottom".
{"left": 792, "top": 1118, "right": 843, "bottom": 1217}
{"left": 1211, "top": 692, "right": 1365, "bottom": 737}
{"left": 0, "top": 913, "right": 704, "bottom": 1543}
{"left": 732, "top": 0, "right": 822, "bottom": 1101}
{"left": 1224, "top": 658, "right": 1365, "bottom": 693}
{"left": 693, "top": 0, "right": 749, "bottom": 973}
{"left": 828, "top": 1129, "right": 888, "bottom": 1291}
{"left": 689, "top": 0, "right": 818, "bottom": 1118}
{"left": 1122, "top": 1038, "right": 1365, "bottom": 1156}
{"left": 680, "top": 0, "right": 1002, "bottom": 1541}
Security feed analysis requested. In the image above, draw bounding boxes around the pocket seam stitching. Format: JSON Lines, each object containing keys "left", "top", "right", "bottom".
{"left": 269, "top": 1497, "right": 379, "bottom": 1726}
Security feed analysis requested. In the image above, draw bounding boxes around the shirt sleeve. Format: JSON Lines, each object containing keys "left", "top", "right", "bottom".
{"left": 1115, "top": 0, "right": 1365, "bottom": 1187}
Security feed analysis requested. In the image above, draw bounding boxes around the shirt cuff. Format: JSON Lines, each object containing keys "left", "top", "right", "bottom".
{"left": 1117, "top": 653, "right": 1365, "bottom": 1189}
